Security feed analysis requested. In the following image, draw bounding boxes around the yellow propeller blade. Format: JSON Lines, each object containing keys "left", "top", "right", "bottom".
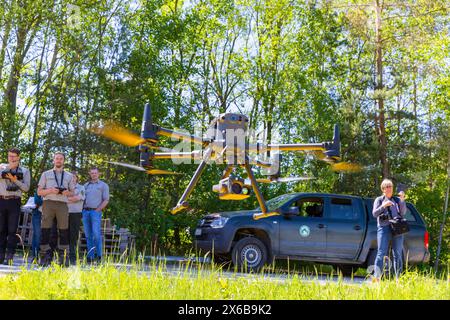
{"left": 90, "top": 122, "right": 144, "bottom": 147}
{"left": 256, "top": 178, "right": 272, "bottom": 183}
{"left": 146, "top": 169, "right": 181, "bottom": 175}
{"left": 312, "top": 150, "right": 326, "bottom": 160}
{"left": 107, "top": 162, "right": 180, "bottom": 175}
{"left": 331, "top": 162, "right": 363, "bottom": 173}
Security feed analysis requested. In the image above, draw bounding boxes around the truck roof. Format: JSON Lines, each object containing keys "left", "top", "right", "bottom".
{"left": 287, "top": 192, "right": 365, "bottom": 199}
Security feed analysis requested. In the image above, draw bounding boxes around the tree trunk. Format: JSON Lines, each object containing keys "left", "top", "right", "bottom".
{"left": 374, "top": 0, "right": 389, "bottom": 179}
{"left": 0, "top": 15, "right": 12, "bottom": 82}
{"left": 28, "top": 23, "right": 52, "bottom": 184}
{"left": 3, "top": 25, "right": 28, "bottom": 147}
{"left": 434, "top": 148, "right": 450, "bottom": 271}
{"left": 413, "top": 66, "right": 418, "bottom": 138}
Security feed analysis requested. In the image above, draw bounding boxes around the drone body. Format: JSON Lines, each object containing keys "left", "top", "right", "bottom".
{"left": 92, "top": 103, "right": 359, "bottom": 220}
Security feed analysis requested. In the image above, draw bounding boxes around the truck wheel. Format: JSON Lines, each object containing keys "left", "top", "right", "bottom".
{"left": 336, "top": 264, "right": 356, "bottom": 277}
{"left": 366, "top": 249, "right": 377, "bottom": 268}
{"left": 231, "top": 237, "right": 268, "bottom": 272}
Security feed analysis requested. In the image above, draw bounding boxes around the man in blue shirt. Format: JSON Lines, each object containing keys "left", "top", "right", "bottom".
{"left": 82, "top": 167, "right": 109, "bottom": 263}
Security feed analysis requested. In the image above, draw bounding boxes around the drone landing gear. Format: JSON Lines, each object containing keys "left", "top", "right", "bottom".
{"left": 243, "top": 164, "right": 279, "bottom": 220}
{"left": 171, "top": 202, "right": 190, "bottom": 214}
{"left": 171, "top": 148, "right": 212, "bottom": 215}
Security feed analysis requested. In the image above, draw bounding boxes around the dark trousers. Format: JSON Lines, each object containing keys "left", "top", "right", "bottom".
{"left": 69, "top": 212, "right": 82, "bottom": 259}
{"left": 0, "top": 198, "right": 21, "bottom": 256}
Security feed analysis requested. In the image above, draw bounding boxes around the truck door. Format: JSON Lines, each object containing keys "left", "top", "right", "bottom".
{"left": 279, "top": 196, "right": 327, "bottom": 258}
{"left": 325, "top": 197, "right": 366, "bottom": 260}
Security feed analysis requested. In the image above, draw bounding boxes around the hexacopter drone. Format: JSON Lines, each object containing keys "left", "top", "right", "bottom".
{"left": 91, "top": 103, "right": 359, "bottom": 219}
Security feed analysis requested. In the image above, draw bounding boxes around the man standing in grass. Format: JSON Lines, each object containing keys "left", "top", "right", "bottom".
{"left": 83, "top": 167, "right": 109, "bottom": 263}
{"left": 67, "top": 171, "right": 85, "bottom": 265}
{"left": 0, "top": 148, "right": 30, "bottom": 265}
{"left": 38, "top": 152, "right": 75, "bottom": 266}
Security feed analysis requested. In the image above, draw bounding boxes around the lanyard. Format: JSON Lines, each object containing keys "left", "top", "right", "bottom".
{"left": 53, "top": 170, "right": 65, "bottom": 188}
{"left": 383, "top": 196, "right": 399, "bottom": 217}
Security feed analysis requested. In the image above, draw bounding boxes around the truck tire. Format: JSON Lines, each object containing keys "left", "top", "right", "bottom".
{"left": 335, "top": 264, "right": 356, "bottom": 277}
{"left": 231, "top": 237, "right": 268, "bottom": 272}
{"left": 366, "top": 249, "right": 377, "bottom": 270}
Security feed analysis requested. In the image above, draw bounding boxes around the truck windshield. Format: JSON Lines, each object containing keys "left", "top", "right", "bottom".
{"left": 258, "top": 194, "right": 298, "bottom": 211}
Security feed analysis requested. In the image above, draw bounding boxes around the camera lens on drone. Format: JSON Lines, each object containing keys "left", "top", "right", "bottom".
{"left": 231, "top": 182, "right": 242, "bottom": 194}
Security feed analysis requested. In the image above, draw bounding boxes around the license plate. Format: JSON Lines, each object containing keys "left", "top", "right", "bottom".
{"left": 195, "top": 228, "right": 202, "bottom": 236}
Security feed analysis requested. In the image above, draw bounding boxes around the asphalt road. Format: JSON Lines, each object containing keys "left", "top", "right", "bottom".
{"left": 0, "top": 255, "right": 370, "bottom": 285}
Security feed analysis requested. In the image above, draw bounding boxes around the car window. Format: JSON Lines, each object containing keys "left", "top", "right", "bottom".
{"left": 264, "top": 194, "right": 298, "bottom": 211}
{"left": 404, "top": 206, "right": 417, "bottom": 222}
{"left": 330, "top": 198, "right": 357, "bottom": 220}
{"left": 365, "top": 199, "right": 375, "bottom": 220}
{"left": 294, "top": 198, "right": 324, "bottom": 218}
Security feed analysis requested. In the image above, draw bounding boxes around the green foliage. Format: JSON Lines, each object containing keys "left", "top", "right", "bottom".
{"left": 0, "top": 262, "right": 448, "bottom": 299}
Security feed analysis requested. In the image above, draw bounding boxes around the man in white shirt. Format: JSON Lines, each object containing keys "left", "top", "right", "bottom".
{"left": 0, "top": 148, "right": 30, "bottom": 264}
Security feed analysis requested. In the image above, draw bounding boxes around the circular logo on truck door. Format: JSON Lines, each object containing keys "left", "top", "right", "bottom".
{"left": 299, "top": 225, "right": 310, "bottom": 238}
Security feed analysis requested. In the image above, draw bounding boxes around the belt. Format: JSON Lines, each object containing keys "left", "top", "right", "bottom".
{"left": 0, "top": 195, "right": 21, "bottom": 200}
{"left": 84, "top": 207, "right": 97, "bottom": 211}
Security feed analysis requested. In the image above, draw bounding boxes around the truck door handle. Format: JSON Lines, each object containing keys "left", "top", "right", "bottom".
{"left": 318, "top": 224, "right": 326, "bottom": 229}
{"left": 354, "top": 225, "right": 361, "bottom": 230}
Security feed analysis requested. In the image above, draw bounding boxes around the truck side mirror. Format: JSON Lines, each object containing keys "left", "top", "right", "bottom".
{"left": 283, "top": 207, "right": 299, "bottom": 217}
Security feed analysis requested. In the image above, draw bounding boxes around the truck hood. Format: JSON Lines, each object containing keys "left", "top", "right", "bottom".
{"left": 212, "top": 209, "right": 261, "bottom": 218}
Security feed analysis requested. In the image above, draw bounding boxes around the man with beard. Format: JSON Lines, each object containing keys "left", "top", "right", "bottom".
{"left": 37, "top": 152, "right": 75, "bottom": 266}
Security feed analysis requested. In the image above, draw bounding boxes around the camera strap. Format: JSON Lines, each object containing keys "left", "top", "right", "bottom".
{"left": 5, "top": 166, "right": 20, "bottom": 189}
{"left": 383, "top": 195, "right": 400, "bottom": 219}
{"left": 53, "top": 170, "right": 65, "bottom": 189}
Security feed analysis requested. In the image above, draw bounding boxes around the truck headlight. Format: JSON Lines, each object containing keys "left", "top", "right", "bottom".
{"left": 210, "top": 216, "right": 229, "bottom": 228}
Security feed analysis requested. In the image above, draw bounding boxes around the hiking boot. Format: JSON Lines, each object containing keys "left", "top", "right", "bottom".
{"left": 69, "top": 256, "right": 77, "bottom": 266}
{"left": 39, "top": 251, "right": 52, "bottom": 267}
{"left": 57, "top": 250, "right": 70, "bottom": 267}
{"left": 5, "top": 253, "right": 14, "bottom": 265}
{"left": 86, "top": 257, "right": 95, "bottom": 265}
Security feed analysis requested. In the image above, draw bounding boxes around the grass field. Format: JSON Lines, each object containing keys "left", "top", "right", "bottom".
{"left": 0, "top": 259, "right": 449, "bottom": 300}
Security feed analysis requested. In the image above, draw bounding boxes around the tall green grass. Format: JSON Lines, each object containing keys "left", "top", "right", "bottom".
{"left": 0, "top": 258, "right": 448, "bottom": 300}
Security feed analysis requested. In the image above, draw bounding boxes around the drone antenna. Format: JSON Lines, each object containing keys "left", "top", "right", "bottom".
{"left": 140, "top": 103, "right": 158, "bottom": 168}
{"left": 324, "top": 124, "right": 341, "bottom": 161}
{"left": 141, "top": 103, "right": 158, "bottom": 142}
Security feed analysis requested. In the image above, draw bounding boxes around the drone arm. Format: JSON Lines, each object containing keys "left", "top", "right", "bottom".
{"left": 266, "top": 143, "right": 324, "bottom": 152}
{"left": 249, "top": 159, "right": 273, "bottom": 168}
{"left": 248, "top": 142, "right": 323, "bottom": 153}
{"left": 156, "top": 127, "right": 206, "bottom": 145}
{"left": 249, "top": 124, "right": 341, "bottom": 161}
{"left": 153, "top": 150, "right": 202, "bottom": 160}
{"left": 221, "top": 165, "right": 234, "bottom": 179}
